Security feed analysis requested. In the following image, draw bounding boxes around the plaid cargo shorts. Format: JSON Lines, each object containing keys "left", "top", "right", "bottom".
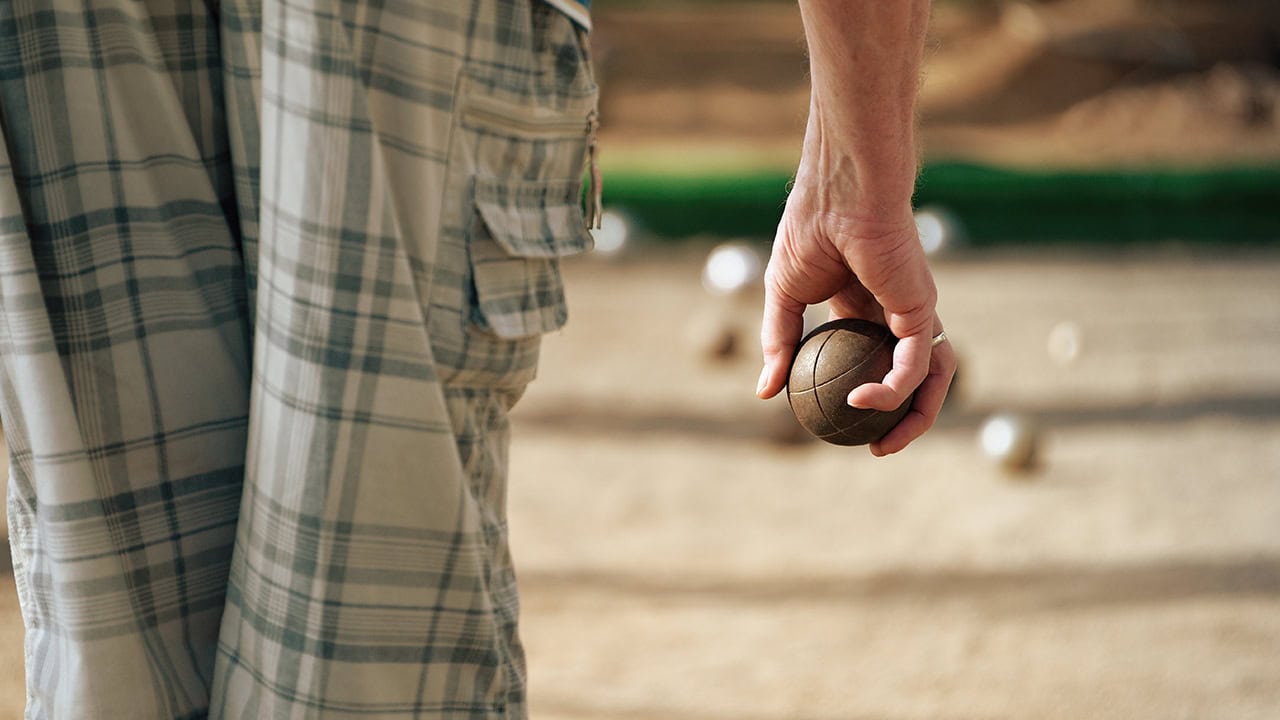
{"left": 0, "top": 1, "right": 596, "bottom": 717}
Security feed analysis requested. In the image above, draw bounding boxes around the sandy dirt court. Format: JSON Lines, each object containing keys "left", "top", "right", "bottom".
{"left": 0, "top": 248, "right": 1277, "bottom": 717}
{"left": 506, "top": 245, "right": 1280, "bottom": 719}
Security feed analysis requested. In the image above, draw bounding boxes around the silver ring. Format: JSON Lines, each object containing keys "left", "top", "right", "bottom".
{"left": 931, "top": 331, "right": 949, "bottom": 348}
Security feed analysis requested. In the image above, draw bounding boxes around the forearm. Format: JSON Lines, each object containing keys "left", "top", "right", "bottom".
{"left": 759, "top": 0, "right": 953, "bottom": 454}
{"left": 796, "top": 0, "right": 932, "bottom": 224}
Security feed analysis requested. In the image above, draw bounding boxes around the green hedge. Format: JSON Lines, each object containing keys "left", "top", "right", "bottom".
{"left": 600, "top": 163, "right": 1280, "bottom": 245}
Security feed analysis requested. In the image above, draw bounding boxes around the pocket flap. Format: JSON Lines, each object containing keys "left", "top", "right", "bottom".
{"left": 468, "top": 178, "right": 593, "bottom": 340}
{"left": 474, "top": 177, "right": 594, "bottom": 259}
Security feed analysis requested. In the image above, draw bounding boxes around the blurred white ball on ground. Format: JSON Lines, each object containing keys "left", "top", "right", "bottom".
{"left": 684, "top": 304, "right": 741, "bottom": 362}
{"left": 1047, "top": 320, "right": 1084, "bottom": 366}
{"left": 979, "top": 412, "right": 1039, "bottom": 475}
{"left": 914, "top": 206, "right": 965, "bottom": 258}
{"left": 589, "top": 209, "right": 629, "bottom": 257}
{"left": 702, "top": 242, "right": 764, "bottom": 296}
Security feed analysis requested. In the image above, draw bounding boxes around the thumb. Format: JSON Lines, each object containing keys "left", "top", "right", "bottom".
{"left": 757, "top": 281, "right": 805, "bottom": 399}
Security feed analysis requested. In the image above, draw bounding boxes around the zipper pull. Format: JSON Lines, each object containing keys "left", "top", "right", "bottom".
{"left": 585, "top": 108, "right": 603, "bottom": 230}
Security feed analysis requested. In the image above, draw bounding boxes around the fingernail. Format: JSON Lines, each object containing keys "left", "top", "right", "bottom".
{"left": 755, "top": 367, "right": 769, "bottom": 397}
{"left": 848, "top": 391, "right": 870, "bottom": 409}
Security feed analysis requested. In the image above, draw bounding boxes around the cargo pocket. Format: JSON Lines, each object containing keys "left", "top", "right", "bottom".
{"left": 469, "top": 176, "right": 593, "bottom": 340}
{"left": 432, "top": 98, "right": 596, "bottom": 389}
{"left": 430, "top": 10, "right": 597, "bottom": 390}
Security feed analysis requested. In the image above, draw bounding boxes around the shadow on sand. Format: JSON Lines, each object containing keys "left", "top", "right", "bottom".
{"left": 512, "top": 390, "right": 1280, "bottom": 442}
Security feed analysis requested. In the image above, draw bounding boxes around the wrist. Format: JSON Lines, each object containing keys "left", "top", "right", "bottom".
{"left": 795, "top": 0, "right": 930, "bottom": 223}
{"left": 793, "top": 106, "right": 919, "bottom": 225}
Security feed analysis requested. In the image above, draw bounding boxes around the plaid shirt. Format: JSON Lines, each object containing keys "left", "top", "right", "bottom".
{"left": 0, "top": 1, "right": 595, "bottom": 717}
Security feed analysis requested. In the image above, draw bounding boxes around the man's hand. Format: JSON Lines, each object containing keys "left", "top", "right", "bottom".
{"left": 756, "top": 194, "right": 956, "bottom": 456}
{"left": 756, "top": 0, "right": 954, "bottom": 455}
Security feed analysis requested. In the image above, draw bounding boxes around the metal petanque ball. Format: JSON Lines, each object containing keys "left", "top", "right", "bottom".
{"left": 979, "top": 412, "right": 1040, "bottom": 475}
{"left": 787, "top": 318, "right": 912, "bottom": 446}
{"left": 1046, "top": 320, "right": 1084, "bottom": 366}
{"left": 589, "top": 209, "right": 630, "bottom": 257}
{"left": 914, "top": 205, "right": 966, "bottom": 258}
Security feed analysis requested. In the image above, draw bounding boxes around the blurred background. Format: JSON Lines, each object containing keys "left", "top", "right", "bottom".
{"left": 1, "top": 0, "right": 1279, "bottom": 718}
{"left": 508, "top": 1, "right": 1280, "bottom": 718}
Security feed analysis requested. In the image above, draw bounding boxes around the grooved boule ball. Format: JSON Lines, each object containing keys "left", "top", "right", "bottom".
{"left": 787, "top": 318, "right": 913, "bottom": 446}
